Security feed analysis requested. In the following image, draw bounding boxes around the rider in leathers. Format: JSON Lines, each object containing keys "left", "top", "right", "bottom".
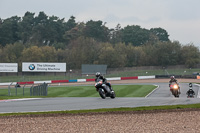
{"left": 186, "top": 83, "right": 195, "bottom": 97}
{"left": 95, "top": 72, "right": 113, "bottom": 93}
{"left": 186, "top": 88, "right": 195, "bottom": 97}
{"left": 169, "top": 76, "right": 178, "bottom": 85}
{"left": 169, "top": 76, "right": 180, "bottom": 94}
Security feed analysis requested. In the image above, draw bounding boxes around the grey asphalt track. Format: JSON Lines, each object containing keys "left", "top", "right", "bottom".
{"left": 0, "top": 82, "right": 200, "bottom": 113}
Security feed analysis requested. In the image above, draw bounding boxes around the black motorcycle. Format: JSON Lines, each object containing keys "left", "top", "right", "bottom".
{"left": 187, "top": 93, "right": 195, "bottom": 98}
{"left": 186, "top": 83, "right": 195, "bottom": 98}
{"left": 95, "top": 79, "right": 115, "bottom": 99}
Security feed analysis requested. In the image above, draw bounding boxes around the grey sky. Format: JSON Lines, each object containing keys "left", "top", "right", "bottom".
{"left": 0, "top": 0, "right": 200, "bottom": 47}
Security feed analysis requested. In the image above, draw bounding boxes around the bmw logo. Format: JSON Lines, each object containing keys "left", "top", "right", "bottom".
{"left": 29, "top": 64, "right": 35, "bottom": 70}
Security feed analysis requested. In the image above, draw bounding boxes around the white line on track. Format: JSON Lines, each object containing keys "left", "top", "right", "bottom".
{"left": 145, "top": 84, "right": 159, "bottom": 98}
{"left": 0, "top": 98, "right": 42, "bottom": 102}
{"left": 195, "top": 84, "right": 200, "bottom": 98}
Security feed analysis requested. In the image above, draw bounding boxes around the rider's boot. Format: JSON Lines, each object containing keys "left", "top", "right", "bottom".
{"left": 109, "top": 86, "right": 114, "bottom": 94}
{"left": 106, "top": 83, "right": 114, "bottom": 93}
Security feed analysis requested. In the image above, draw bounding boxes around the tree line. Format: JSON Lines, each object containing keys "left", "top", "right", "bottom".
{"left": 0, "top": 11, "right": 199, "bottom": 71}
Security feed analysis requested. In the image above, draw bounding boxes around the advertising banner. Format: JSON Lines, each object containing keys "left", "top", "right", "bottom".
{"left": 22, "top": 62, "right": 66, "bottom": 72}
{"left": 0, "top": 63, "right": 18, "bottom": 72}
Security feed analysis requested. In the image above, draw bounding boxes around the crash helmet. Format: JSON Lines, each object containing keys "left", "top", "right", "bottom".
{"left": 170, "top": 76, "right": 175, "bottom": 79}
{"left": 189, "top": 83, "right": 192, "bottom": 87}
{"left": 96, "top": 72, "right": 101, "bottom": 77}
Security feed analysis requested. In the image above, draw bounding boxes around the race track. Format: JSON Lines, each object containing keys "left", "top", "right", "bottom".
{"left": 0, "top": 81, "right": 200, "bottom": 113}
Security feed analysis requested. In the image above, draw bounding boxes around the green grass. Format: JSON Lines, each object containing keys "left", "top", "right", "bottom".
{"left": 1, "top": 103, "right": 200, "bottom": 116}
{"left": 114, "top": 85, "right": 156, "bottom": 97}
{"left": 1, "top": 84, "right": 199, "bottom": 116}
{"left": 47, "top": 85, "right": 156, "bottom": 97}
{"left": 0, "top": 85, "right": 156, "bottom": 99}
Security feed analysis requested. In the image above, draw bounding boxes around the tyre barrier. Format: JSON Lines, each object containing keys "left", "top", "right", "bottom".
{"left": 155, "top": 75, "right": 196, "bottom": 79}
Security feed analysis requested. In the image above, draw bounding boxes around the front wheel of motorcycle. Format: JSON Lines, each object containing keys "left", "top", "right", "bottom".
{"left": 175, "top": 91, "right": 179, "bottom": 98}
{"left": 99, "top": 88, "right": 106, "bottom": 99}
{"left": 110, "top": 91, "right": 116, "bottom": 99}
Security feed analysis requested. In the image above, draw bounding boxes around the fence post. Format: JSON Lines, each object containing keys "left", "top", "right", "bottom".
{"left": 45, "top": 83, "right": 48, "bottom": 96}
{"left": 29, "top": 83, "right": 48, "bottom": 96}
{"left": 8, "top": 82, "right": 13, "bottom": 96}
{"left": 23, "top": 83, "right": 27, "bottom": 96}
{"left": 41, "top": 83, "right": 44, "bottom": 96}
{"left": 15, "top": 85, "right": 17, "bottom": 96}
{"left": 39, "top": 84, "right": 41, "bottom": 96}
{"left": 30, "top": 84, "right": 34, "bottom": 96}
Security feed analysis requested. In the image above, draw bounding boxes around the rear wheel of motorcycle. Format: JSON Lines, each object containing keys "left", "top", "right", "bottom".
{"left": 99, "top": 88, "right": 106, "bottom": 99}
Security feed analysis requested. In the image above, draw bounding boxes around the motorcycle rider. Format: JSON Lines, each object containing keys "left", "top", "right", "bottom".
{"left": 95, "top": 72, "right": 114, "bottom": 93}
{"left": 186, "top": 83, "right": 195, "bottom": 97}
{"left": 15, "top": 82, "right": 21, "bottom": 88}
{"left": 169, "top": 76, "right": 178, "bottom": 85}
{"left": 169, "top": 76, "right": 180, "bottom": 94}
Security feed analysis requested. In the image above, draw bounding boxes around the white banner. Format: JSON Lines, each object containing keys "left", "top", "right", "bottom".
{"left": 22, "top": 62, "right": 66, "bottom": 72}
{"left": 0, "top": 63, "right": 18, "bottom": 72}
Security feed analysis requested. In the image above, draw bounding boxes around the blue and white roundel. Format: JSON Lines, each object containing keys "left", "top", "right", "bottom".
{"left": 29, "top": 64, "right": 35, "bottom": 70}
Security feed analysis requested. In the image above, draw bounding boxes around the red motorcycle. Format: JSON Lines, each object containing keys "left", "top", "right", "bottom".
{"left": 170, "top": 82, "right": 180, "bottom": 98}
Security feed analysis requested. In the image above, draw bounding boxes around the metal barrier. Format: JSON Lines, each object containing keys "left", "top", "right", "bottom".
{"left": 8, "top": 82, "right": 13, "bottom": 96}
{"left": 8, "top": 82, "right": 48, "bottom": 96}
{"left": 30, "top": 82, "right": 48, "bottom": 96}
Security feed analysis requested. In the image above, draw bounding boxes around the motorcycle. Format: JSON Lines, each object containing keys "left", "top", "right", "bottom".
{"left": 95, "top": 79, "right": 115, "bottom": 99}
{"left": 187, "top": 93, "right": 195, "bottom": 98}
{"left": 170, "top": 82, "right": 180, "bottom": 98}
{"left": 186, "top": 83, "right": 195, "bottom": 98}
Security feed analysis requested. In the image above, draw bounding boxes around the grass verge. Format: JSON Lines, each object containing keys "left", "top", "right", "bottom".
{"left": 0, "top": 85, "right": 156, "bottom": 99}
{"left": 1, "top": 103, "right": 200, "bottom": 116}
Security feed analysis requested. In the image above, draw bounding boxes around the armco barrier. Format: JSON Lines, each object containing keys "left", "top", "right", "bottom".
{"left": 51, "top": 80, "right": 69, "bottom": 83}
{"left": 121, "top": 76, "right": 138, "bottom": 80}
{"left": 0, "top": 82, "right": 14, "bottom": 86}
{"left": 86, "top": 79, "right": 95, "bottom": 82}
{"left": 19, "top": 81, "right": 34, "bottom": 85}
{"left": 77, "top": 79, "right": 86, "bottom": 82}
{"left": 0, "top": 75, "right": 158, "bottom": 86}
{"left": 34, "top": 80, "right": 51, "bottom": 84}
{"left": 68, "top": 79, "right": 77, "bottom": 83}
{"left": 138, "top": 75, "right": 155, "bottom": 79}
{"left": 107, "top": 77, "right": 121, "bottom": 81}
